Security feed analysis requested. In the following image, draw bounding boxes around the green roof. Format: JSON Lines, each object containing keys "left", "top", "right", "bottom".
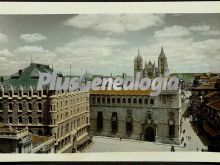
{"left": 2, "top": 63, "right": 53, "bottom": 91}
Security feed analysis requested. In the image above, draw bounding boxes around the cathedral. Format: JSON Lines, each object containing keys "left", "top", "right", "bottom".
{"left": 134, "top": 47, "right": 169, "bottom": 78}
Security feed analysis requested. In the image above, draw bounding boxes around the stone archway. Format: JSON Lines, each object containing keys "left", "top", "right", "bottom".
{"left": 144, "top": 126, "right": 155, "bottom": 142}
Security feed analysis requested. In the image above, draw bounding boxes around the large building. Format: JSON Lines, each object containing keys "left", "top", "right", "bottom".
{"left": 90, "top": 47, "right": 182, "bottom": 144}
{"left": 0, "top": 63, "right": 91, "bottom": 153}
{"left": 134, "top": 47, "right": 169, "bottom": 78}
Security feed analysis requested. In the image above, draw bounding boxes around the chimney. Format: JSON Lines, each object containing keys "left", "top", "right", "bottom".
{"left": 19, "top": 70, "right": 22, "bottom": 75}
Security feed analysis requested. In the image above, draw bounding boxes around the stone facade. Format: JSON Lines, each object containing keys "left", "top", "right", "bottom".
{"left": 90, "top": 90, "right": 182, "bottom": 144}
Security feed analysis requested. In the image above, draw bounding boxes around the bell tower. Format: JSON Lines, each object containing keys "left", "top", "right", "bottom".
{"left": 134, "top": 50, "right": 143, "bottom": 77}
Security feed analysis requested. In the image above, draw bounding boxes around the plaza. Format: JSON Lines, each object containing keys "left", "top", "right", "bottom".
{"left": 85, "top": 98, "right": 208, "bottom": 152}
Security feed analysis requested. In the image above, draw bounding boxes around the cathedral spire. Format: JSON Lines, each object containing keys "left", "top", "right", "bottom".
{"left": 159, "top": 46, "right": 166, "bottom": 58}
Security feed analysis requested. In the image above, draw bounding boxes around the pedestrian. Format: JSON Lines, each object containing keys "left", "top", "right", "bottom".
{"left": 120, "top": 137, "right": 122, "bottom": 141}
{"left": 184, "top": 143, "right": 186, "bottom": 148}
{"left": 171, "top": 145, "right": 175, "bottom": 152}
{"left": 197, "top": 148, "right": 198, "bottom": 151}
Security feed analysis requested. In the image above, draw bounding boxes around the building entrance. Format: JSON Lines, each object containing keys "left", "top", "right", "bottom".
{"left": 144, "top": 126, "right": 155, "bottom": 142}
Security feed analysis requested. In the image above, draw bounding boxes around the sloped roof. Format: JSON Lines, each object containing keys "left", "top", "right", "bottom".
{"left": 207, "top": 99, "right": 220, "bottom": 111}
{"left": 2, "top": 63, "right": 53, "bottom": 91}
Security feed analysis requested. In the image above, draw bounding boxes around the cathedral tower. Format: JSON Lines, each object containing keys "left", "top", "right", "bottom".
{"left": 158, "top": 46, "right": 169, "bottom": 77}
{"left": 134, "top": 50, "right": 143, "bottom": 77}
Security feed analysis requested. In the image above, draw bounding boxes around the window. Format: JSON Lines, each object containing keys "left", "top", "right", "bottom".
{"left": 150, "top": 99, "right": 154, "bottom": 105}
{"left": 97, "top": 97, "right": 100, "bottom": 104}
{"left": 92, "top": 97, "right": 96, "bottom": 104}
{"left": 38, "top": 116, "right": 42, "bottom": 124}
{"left": 18, "top": 90, "right": 22, "bottom": 97}
{"left": 0, "top": 103, "right": 3, "bottom": 110}
{"left": 86, "top": 117, "right": 89, "bottom": 124}
{"left": 28, "top": 91, "right": 32, "bottom": 97}
{"left": 18, "top": 103, "right": 22, "bottom": 111}
{"left": 112, "top": 98, "right": 115, "bottom": 104}
{"left": 8, "top": 103, "right": 13, "bottom": 110}
{"left": 97, "top": 111, "right": 103, "bottom": 132}
{"left": 28, "top": 103, "right": 32, "bottom": 110}
{"left": 169, "top": 125, "right": 175, "bottom": 138}
{"left": 65, "top": 123, "right": 69, "bottom": 134}
{"left": 107, "top": 97, "right": 110, "bottom": 104}
{"left": 102, "top": 97, "right": 105, "bottom": 104}
{"left": 0, "top": 116, "right": 3, "bottom": 123}
{"left": 0, "top": 90, "right": 3, "bottom": 97}
{"left": 9, "top": 91, "right": 12, "bottom": 97}
{"left": 18, "top": 116, "right": 22, "bottom": 124}
{"left": 144, "top": 98, "right": 148, "bottom": 104}
{"left": 117, "top": 98, "right": 121, "bottom": 104}
{"left": 139, "top": 98, "right": 142, "bottom": 104}
{"left": 122, "top": 98, "right": 126, "bottom": 104}
{"left": 133, "top": 98, "right": 137, "bottom": 104}
{"left": 8, "top": 116, "right": 13, "bottom": 123}
{"left": 111, "top": 112, "right": 118, "bottom": 134}
{"left": 38, "top": 103, "right": 42, "bottom": 110}
{"left": 128, "top": 98, "right": 131, "bottom": 103}
{"left": 28, "top": 116, "right": 32, "bottom": 124}
{"left": 126, "top": 110, "right": 133, "bottom": 134}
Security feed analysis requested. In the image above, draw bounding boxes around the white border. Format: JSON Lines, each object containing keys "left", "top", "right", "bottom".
{"left": 0, "top": 1, "right": 220, "bottom": 162}
{"left": 0, "top": 2, "right": 219, "bottom": 14}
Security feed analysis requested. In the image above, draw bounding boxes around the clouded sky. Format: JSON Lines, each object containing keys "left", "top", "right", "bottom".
{"left": 0, "top": 14, "right": 220, "bottom": 76}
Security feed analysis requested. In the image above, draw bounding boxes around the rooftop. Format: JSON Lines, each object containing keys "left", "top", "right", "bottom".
{"left": 207, "top": 99, "right": 220, "bottom": 111}
{"left": 1, "top": 63, "right": 53, "bottom": 91}
{"left": 90, "top": 90, "right": 152, "bottom": 96}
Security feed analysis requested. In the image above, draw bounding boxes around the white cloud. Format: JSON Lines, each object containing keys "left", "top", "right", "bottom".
{"left": 0, "top": 49, "right": 14, "bottom": 57}
{"left": 201, "top": 30, "right": 220, "bottom": 36}
{"left": 15, "top": 46, "right": 54, "bottom": 56}
{"left": 189, "top": 25, "right": 210, "bottom": 31}
{"left": 20, "top": 33, "right": 47, "bottom": 42}
{"left": 154, "top": 25, "right": 191, "bottom": 40}
{"left": 0, "top": 33, "right": 8, "bottom": 43}
{"left": 64, "top": 14, "right": 165, "bottom": 33}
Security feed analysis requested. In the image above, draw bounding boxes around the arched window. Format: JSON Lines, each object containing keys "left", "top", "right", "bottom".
{"left": 8, "top": 103, "right": 13, "bottom": 110}
{"left": 144, "top": 98, "right": 148, "bottom": 104}
{"left": 133, "top": 98, "right": 137, "bottom": 104}
{"left": 38, "top": 116, "right": 42, "bottom": 124}
{"left": 150, "top": 99, "right": 154, "bottom": 105}
{"left": 117, "top": 98, "right": 121, "bottom": 104}
{"left": 28, "top": 116, "right": 32, "bottom": 124}
{"left": 18, "top": 116, "right": 22, "bottom": 124}
{"left": 38, "top": 103, "right": 42, "bottom": 110}
{"left": 8, "top": 116, "right": 13, "bottom": 123}
{"left": 28, "top": 103, "right": 32, "bottom": 110}
{"left": 102, "top": 97, "right": 105, "bottom": 104}
{"left": 122, "top": 98, "right": 126, "bottom": 104}
{"left": 128, "top": 98, "right": 131, "bottom": 103}
{"left": 107, "top": 97, "right": 110, "bottom": 104}
{"left": 18, "top": 103, "right": 22, "bottom": 111}
{"left": 0, "top": 90, "right": 2, "bottom": 97}
{"left": 139, "top": 98, "right": 142, "bottom": 104}
{"left": 112, "top": 98, "right": 115, "bottom": 104}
